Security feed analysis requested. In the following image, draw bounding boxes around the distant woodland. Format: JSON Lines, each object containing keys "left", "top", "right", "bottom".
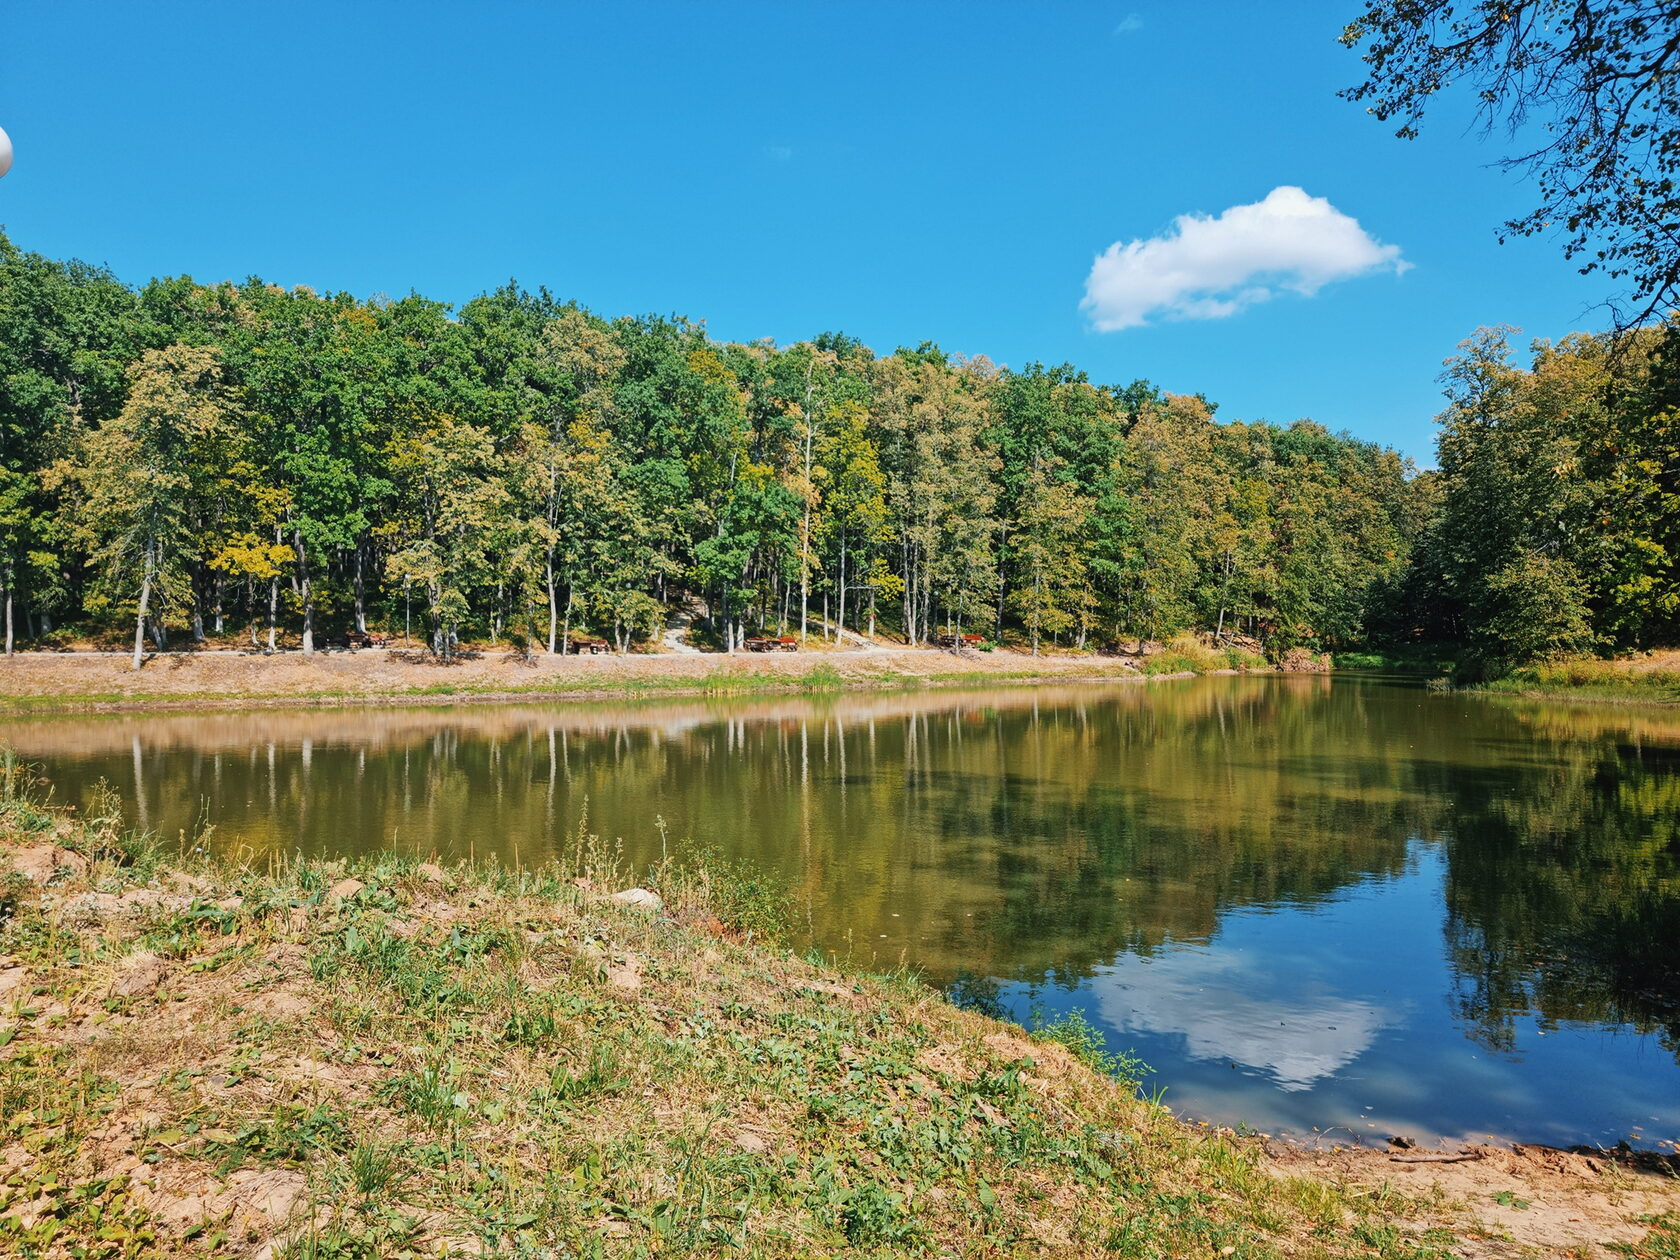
{"left": 1, "top": 230, "right": 1676, "bottom": 670}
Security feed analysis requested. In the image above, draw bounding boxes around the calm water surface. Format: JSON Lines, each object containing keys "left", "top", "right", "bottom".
{"left": 10, "top": 676, "right": 1679, "bottom": 1150}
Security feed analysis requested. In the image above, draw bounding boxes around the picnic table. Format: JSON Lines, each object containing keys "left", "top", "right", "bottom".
{"left": 565, "top": 634, "right": 610, "bottom": 655}
{"left": 744, "top": 636, "right": 799, "bottom": 653}
{"left": 931, "top": 633, "right": 983, "bottom": 649}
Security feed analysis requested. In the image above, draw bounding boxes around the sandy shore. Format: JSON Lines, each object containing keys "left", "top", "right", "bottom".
{"left": 0, "top": 644, "right": 1177, "bottom": 712}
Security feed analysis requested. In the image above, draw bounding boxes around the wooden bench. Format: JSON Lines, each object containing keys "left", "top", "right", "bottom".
{"left": 741, "top": 636, "right": 799, "bottom": 653}
{"left": 931, "top": 633, "right": 983, "bottom": 649}
{"left": 566, "top": 635, "right": 610, "bottom": 655}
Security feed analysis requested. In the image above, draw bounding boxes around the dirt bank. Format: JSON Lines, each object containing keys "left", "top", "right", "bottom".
{"left": 1265, "top": 1138, "right": 1679, "bottom": 1256}
{"left": 0, "top": 645, "right": 1178, "bottom": 713}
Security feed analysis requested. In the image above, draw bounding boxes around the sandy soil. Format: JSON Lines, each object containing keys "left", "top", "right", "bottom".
{"left": 1266, "top": 1137, "right": 1680, "bottom": 1256}
{"left": 0, "top": 644, "right": 1163, "bottom": 711}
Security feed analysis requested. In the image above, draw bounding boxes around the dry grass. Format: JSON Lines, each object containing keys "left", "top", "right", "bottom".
{"left": 1484, "top": 650, "right": 1680, "bottom": 704}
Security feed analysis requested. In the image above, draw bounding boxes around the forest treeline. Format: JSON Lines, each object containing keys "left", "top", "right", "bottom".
{"left": 0, "top": 229, "right": 1675, "bottom": 668}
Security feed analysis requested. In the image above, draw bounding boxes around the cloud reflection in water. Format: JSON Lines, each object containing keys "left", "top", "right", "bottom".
{"left": 1091, "top": 945, "right": 1396, "bottom": 1091}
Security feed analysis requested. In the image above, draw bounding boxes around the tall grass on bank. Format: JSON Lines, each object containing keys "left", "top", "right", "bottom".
{"left": 1137, "top": 634, "right": 1267, "bottom": 677}
{"left": 1477, "top": 656, "right": 1680, "bottom": 703}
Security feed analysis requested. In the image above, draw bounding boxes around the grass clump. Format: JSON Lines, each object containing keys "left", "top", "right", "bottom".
{"left": 1616, "top": 1213, "right": 1680, "bottom": 1257}
{"left": 1137, "top": 633, "right": 1266, "bottom": 676}
{"left": 1030, "top": 1007, "right": 1153, "bottom": 1091}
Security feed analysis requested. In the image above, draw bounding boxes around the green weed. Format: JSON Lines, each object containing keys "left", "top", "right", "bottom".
{"left": 1032, "top": 1006, "right": 1153, "bottom": 1088}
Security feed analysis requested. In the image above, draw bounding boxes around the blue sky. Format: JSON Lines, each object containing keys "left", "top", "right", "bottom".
{"left": 0, "top": 2, "right": 1611, "bottom": 462}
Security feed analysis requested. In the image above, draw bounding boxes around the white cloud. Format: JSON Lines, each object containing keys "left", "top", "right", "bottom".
{"left": 1112, "top": 13, "right": 1144, "bottom": 35}
{"left": 1081, "top": 186, "right": 1408, "bottom": 331}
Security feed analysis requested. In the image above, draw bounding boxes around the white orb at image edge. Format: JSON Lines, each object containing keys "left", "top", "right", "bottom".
{"left": 0, "top": 126, "right": 11, "bottom": 178}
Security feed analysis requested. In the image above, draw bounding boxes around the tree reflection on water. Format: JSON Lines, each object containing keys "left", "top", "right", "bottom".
{"left": 9, "top": 677, "right": 1680, "bottom": 1067}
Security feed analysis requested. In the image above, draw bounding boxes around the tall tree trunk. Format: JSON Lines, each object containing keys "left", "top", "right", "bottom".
{"left": 292, "top": 530, "right": 315, "bottom": 655}
{"left": 546, "top": 556, "right": 559, "bottom": 654}
{"left": 132, "top": 543, "right": 154, "bottom": 670}
{"left": 909, "top": 560, "right": 919, "bottom": 643}
{"left": 996, "top": 524, "right": 1009, "bottom": 629}
{"left": 836, "top": 537, "right": 848, "bottom": 640}
{"left": 3, "top": 583, "right": 13, "bottom": 657}
{"left": 1031, "top": 569, "right": 1043, "bottom": 656}
{"left": 267, "top": 575, "right": 279, "bottom": 653}
{"left": 353, "top": 542, "right": 369, "bottom": 634}
{"left": 430, "top": 581, "right": 447, "bottom": 661}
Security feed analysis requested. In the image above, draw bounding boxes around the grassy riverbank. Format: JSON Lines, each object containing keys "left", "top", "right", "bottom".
{"left": 4, "top": 776, "right": 1677, "bottom": 1257}
{"left": 1474, "top": 652, "right": 1680, "bottom": 705}
{"left": 1333, "top": 646, "right": 1680, "bottom": 707}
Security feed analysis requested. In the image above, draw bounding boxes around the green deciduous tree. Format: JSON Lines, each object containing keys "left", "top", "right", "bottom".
{"left": 79, "top": 344, "right": 238, "bottom": 668}
{"left": 386, "top": 412, "right": 508, "bottom": 662}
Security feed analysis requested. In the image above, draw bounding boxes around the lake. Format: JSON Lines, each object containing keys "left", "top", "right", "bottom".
{"left": 9, "top": 675, "right": 1679, "bottom": 1151}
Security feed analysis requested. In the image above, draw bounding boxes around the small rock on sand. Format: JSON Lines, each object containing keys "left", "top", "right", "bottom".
{"left": 609, "top": 888, "right": 662, "bottom": 912}
{"left": 109, "top": 951, "right": 166, "bottom": 999}
{"left": 604, "top": 951, "right": 644, "bottom": 991}
{"left": 326, "top": 878, "right": 364, "bottom": 903}
{"left": 223, "top": 1167, "right": 308, "bottom": 1238}
{"left": 414, "top": 862, "right": 447, "bottom": 883}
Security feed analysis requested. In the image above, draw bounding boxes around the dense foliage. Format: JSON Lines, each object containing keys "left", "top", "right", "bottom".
{"left": 6, "top": 228, "right": 1680, "bottom": 670}
{"left": 1402, "top": 325, "right": 1680, "bottom": 674}
{"left": 0, "top": 230, "right": 1418, "bottom": 661}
